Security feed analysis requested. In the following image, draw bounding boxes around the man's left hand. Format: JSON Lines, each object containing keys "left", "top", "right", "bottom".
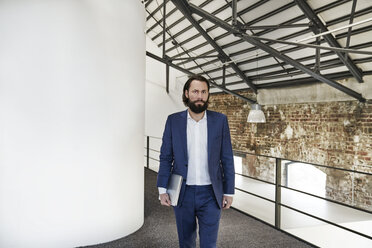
{"left": 222, "top": 195, "right": 233, "bottom": 209}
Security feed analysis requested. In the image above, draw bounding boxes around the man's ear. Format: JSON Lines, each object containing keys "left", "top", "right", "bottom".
{"left": 185, "top": 90, "right": 189, "bottom": 98}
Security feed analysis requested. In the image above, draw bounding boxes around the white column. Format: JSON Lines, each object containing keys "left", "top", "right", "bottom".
{"left": 0, "top": 1, "right": 145, "bottom": 247}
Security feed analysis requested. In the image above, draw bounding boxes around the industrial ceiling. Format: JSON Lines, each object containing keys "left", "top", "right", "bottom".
{"left": 143, "top": 0, "right": 372, "bottom": 102}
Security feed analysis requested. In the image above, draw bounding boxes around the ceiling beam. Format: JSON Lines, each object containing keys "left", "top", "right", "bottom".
{"left": 191, "top": 27, "right": 372, "bottom": 77}
{"left": 165, "top": 0, "right": 270, "bottom": 55}
{"left": 170, "top": 0, "right": 257, "bottom": 93}
{"left": 145, "top": 0, "right": 154, "bottom": 8}
{"left": 186, "top": 25, "right": 312, "bottom": 71}
{"left": 146, "top": 0, "right": 169, "bottom": 22}
{"left": 294, "top": 0, "right": 364, "bottom": 83}
{"left": 146, "top": 5, "right": 212, "bottom": 79}
{"left": 248, "top": 36, "right": 372, "bottom": 56}
{"left": 210, "top": 70, "right": 372, "bottom": 91}
{"left": 210, "top": 55, "right": 372, "bottom": 83}
{"left": 344, "top": 0, "right": 358, "bottom": 58}
{"left": 148, "top": 0, "right": 213, "bottom": 38}
{"left": 188, "top": 2, "right": 366, "bottom": 102}
{"left": 208, "top": 42, "right": 372, "bottom": 82}
{"left": 175, "top": 0, "right": 354, "bottom": 67}
{"left": 146, "top": 51, "right": 256, "bottom": 103}
{"left": 242, "top": 23, "right": 310, "bottom": 30}
{"left": 155, "top": 0, "right": 230, "bottom": 46}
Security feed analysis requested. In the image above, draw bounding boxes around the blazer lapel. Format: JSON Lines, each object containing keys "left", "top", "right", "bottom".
{"left": 207, "top": 110, "right": 213, "bottom": 164}
{"left": 180, "top": 109, "right": 188, "bottom": 160}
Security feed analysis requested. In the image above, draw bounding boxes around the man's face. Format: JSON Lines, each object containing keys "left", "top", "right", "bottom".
{"left": 185, "top": 80, "right": 209, "bottom": 114}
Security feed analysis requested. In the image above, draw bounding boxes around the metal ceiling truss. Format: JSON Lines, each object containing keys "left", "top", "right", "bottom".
{"left": 209, "top": 41, "right": 372, "bottom": 84}
{"left": 173, "top": 0, "right": 358, "bottom": 68}
{"left": 162, "top": 0, "right": 270, "bottom": 52}
{"left": 143, "top": 0, "right": 372, "bottom": 105}
{"left": 187, "top": 24, "right": 313, "bottom": 72}
{"left": 148, "top": 0, "right": 214, "bottom": 40}
{"left": 146, "top": 0, "right": 214, "bottom": 93}
{"left": 327, "top": 5, "right": 372, "bottom": 26}
{"left": 192, "top": 18, "right": 372, "bottom": 84}
{"left": 155, "top": 0, "right": 223, "bottom": 45}
{"left": 216, "top": 70, "right": 372, "bottom": 92}
{"left": 186, "top": 1, "right": 366, "bottom": 102}
{"left": 173, "top": 0, "right": 347, "bottom": 64}
{"left": 211, "top": 55, "right": 372, "bottom": 86}
{"left": 144, "top": 0, "right": 154, "bottom": 8}
{"left": 217, "top": 55, "right": 372, "bottom": 90}
{"left": 248, "top": 36, "right": 372, "bottom": 56}
{"left": 146, "top": 51, "right": 256, "bottom": 104}
{"left": 169, "top": 0, "right": 293, "bottom": 84}
{"left": 149, "top": 0, "right": 255, "bottom": 96}
{"left": 172, "top": 0, "right": 292, "bottom": 62}
{"left": 192, "top": 23, "right": 372, "bottom": 79}
{"left": 171, "top": 0, "right": 258, "bottom": 93}
{"left": 344, "top": 0, "right": 358, "bottom": 58}
{"left": 294, "top": 0, "right": 364, "bottom": 83}
{"left": 146, "top": 0, "right": 168, "bottom": 22}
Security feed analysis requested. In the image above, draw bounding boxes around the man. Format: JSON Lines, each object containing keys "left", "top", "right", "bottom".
{"left": 157, "top": 75, "right": 235, "bottom": 248}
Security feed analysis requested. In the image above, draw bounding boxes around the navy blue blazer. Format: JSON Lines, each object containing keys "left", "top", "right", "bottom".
{"left": 156, "top": 109, "right": 235, "bottom": 208}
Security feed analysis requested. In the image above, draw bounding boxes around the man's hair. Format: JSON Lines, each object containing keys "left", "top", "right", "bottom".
{"left": 182, "top": 75, "right": 210, "bottom": 106}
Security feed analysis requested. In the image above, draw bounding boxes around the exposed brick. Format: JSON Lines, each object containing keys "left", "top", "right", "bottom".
{"left": 209, "top": 92, "right": 372, "bottom": 211}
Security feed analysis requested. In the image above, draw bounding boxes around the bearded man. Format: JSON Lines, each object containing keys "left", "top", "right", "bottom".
{"left": 157, "top": 75, "right": 235, "bottom": 248}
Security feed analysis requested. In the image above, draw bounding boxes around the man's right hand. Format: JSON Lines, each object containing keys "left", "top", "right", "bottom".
{"left": 159, "top": 193, "right": 171, "bottom": 207}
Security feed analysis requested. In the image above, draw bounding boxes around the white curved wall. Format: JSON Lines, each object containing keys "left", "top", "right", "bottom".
{"left": 0, "top": 1, "right": 145, "bottom": 247}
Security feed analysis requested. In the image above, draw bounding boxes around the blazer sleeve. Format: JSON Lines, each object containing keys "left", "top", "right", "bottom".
{"left": 156, "top": 116, "right": 174, "bottom": 188}
{"left": 221, "top": 115, "right": 235, "bottom": 195}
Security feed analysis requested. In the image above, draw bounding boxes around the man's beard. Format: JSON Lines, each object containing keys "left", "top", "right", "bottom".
{"left": 188, "top": 100, "right": 208, "bottom": 113}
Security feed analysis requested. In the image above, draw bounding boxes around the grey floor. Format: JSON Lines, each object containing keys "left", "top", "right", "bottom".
{"left": 83, "top": 169, "right": 316, "bottom": 248}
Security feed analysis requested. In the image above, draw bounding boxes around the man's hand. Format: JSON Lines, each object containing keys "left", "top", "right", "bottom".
{"left": 222, "top": 195, "right": 233, "bottom": 209}
{"left": 159, "top": 193, "right": 171, "bottom": 207}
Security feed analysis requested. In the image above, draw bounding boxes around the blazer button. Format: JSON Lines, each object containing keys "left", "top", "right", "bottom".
{"left": 185, "top": 164, "right": 188, "bottom": 167}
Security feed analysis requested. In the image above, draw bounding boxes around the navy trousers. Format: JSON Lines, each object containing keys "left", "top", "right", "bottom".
{"left": 173, "top": 185, "right": 222, "bottom": 248}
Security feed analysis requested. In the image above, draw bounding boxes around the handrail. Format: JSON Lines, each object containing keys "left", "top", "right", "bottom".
{"left": 235, "top": 187, "right": 275, "bottom": 203}
{"left": 144, "top": 135, "right": 372, "bottom": 243}
{"left": 234, "top": 149, "right": 372, "bottom": 176}
{"left": 235, "top": 172, "right": 275, "bottom": 185}
{"left": 144, "top": 147, "right": 160, "bottom": 153}
{"left": 236, "top": 171, "right": 372, "bottom": 215}
{"left": 281, "top": 203, "right": 372, "bottom": 240}
{"left": 280, "top": 184, "right": 372, "bottom": 215}
{"left": 144, "top": 135, "right": 162, "bottom": 140}
{"left": 146, "top": 135, "right": 371, "bottom": 173}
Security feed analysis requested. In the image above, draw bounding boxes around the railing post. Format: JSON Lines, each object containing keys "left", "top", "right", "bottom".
{"left": 275, "top": 158, "right": 282, "bottom": 229}
{"left": 147, "top": 136, "right": 150, "bottom": 169}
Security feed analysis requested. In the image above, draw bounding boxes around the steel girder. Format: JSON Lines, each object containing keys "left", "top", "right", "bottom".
{"left": 209, "top": 54, "right": 372, "bottom": 86}
{"left": 170, "top": 0, "right": 257, "bottom": 93}
{"left": 172, "top": 0, "right": 290, "bottom": 61}
{"left": 188, "top": 2, "right": 365, "bottom": 102}
{"left": 163, "top": 0, "right": 269, "bottom": 53}
{"left": 220, "top": 70, "right": 372, "bottom": 91}
{"left": 176, "top": 0, "right": 354, "bottom": 68}
{"left": 146, "top": 51, "right": 256, "bottom": 103}
{"left": 294, "top": 0, "right": 364, "bottom": 83}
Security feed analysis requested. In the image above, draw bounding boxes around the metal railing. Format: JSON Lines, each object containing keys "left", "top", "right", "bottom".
{"left": 144, "top": 135, "right": 372, "bottom": 245}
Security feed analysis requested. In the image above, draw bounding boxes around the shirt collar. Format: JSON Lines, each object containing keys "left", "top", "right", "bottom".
{"left": 187, "top": 109, "right": 207, "bottom": 122}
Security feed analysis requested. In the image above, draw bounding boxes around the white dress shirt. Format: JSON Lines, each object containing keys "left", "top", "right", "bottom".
{"left": 186, "top": 110, "right": 211, "bottom": 185}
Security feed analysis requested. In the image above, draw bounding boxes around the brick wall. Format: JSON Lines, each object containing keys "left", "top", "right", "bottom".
{"left": 209, "top": 91, "right": 372, "bottom": 210}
